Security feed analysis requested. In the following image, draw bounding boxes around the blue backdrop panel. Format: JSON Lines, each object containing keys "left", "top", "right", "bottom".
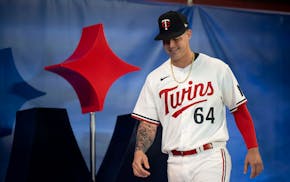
{"left": 0, "top": 48, "right": 44, "bottom": 137}
{"left": 0, "top": 0, "right": 290, "bottom": 181}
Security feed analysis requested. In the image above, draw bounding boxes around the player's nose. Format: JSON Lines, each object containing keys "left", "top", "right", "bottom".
{"left": 163, "top": 39, "right": 176, "bottom": 48}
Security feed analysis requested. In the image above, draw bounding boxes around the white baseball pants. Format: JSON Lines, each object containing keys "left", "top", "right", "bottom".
{"left": 167, "top": 145, "right": 231, "bottom": 182}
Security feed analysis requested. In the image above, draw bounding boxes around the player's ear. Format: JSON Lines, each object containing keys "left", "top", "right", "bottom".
{"left": 186, "top": 29, "right": 192, "bottom": 39}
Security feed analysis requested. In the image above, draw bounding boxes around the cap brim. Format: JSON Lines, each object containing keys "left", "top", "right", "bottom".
{"left": 154, "top": 29, "right": 187, "bottom": 41}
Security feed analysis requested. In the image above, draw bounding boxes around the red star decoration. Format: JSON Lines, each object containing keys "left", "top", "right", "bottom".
{"left": 45, "top": 24, "right": 140, "bottom": 113}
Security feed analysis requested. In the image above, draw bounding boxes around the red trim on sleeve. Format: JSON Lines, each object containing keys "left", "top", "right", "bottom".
{"left": 131, "top": 114, "right": 160, "bottom": 126}
{"left": 233, "top": 103, "right": 258, "bottom": 149}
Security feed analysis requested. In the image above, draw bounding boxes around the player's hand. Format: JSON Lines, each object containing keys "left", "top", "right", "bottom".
{"left": 132, "top": 150, "right": 151, "bottom": 178}
{"left": 244, "top": 147, "right": 264, "bottom": 178}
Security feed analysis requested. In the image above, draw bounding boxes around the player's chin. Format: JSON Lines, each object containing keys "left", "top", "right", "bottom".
{"left": 168, "top": 52, "right": 179, "bottom": 60}
{"left": 169, "top": 49, "right": 179, "bottom": 55}
{"left": 169, "top": 50, "right": 183, "bottom": 60}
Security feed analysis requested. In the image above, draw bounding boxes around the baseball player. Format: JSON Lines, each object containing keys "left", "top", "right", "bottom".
{"left": 131, "top": 11, "right": 263, "bottom": 182}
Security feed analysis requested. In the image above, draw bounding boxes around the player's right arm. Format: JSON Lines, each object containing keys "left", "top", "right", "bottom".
{"left": 132, "top": 121, "right": 158, "bottom": 178}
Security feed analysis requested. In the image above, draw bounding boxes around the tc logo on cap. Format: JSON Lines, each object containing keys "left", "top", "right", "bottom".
{"left": 161, "top": 19, "right": 170, "bottom": 30}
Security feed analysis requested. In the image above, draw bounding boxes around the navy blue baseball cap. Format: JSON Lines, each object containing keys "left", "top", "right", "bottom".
{"left": 154, "top": 11, "right": 189, "bottom": 41}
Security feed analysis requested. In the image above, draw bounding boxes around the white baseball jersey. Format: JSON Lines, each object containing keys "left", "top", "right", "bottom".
{"left": 132, "top": 53, "right": 246, "bottom": 154}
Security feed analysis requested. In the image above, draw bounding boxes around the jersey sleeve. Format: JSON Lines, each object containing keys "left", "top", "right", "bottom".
{"left": 132, "top": 77, "right": 160, "bottom": 125}
{"left": 221, "top": 65, "right": 247, "bottom": 112}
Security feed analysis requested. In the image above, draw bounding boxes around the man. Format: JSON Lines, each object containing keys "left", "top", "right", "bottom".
{"left": 131, "top": 10, "right": 263, "bottom": 181}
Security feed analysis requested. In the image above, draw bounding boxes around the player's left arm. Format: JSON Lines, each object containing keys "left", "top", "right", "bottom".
{"left": 233, "top": 103, "right": 264, "bottom": 178}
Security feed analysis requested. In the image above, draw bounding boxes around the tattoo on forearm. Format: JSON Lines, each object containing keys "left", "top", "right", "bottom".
{"left": 135, "top": 121, "right": 157, "bottom": 153}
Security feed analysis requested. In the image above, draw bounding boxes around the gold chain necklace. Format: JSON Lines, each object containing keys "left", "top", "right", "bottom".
{"left": 170, "top": 56, "right": 194, "bottom": 84}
